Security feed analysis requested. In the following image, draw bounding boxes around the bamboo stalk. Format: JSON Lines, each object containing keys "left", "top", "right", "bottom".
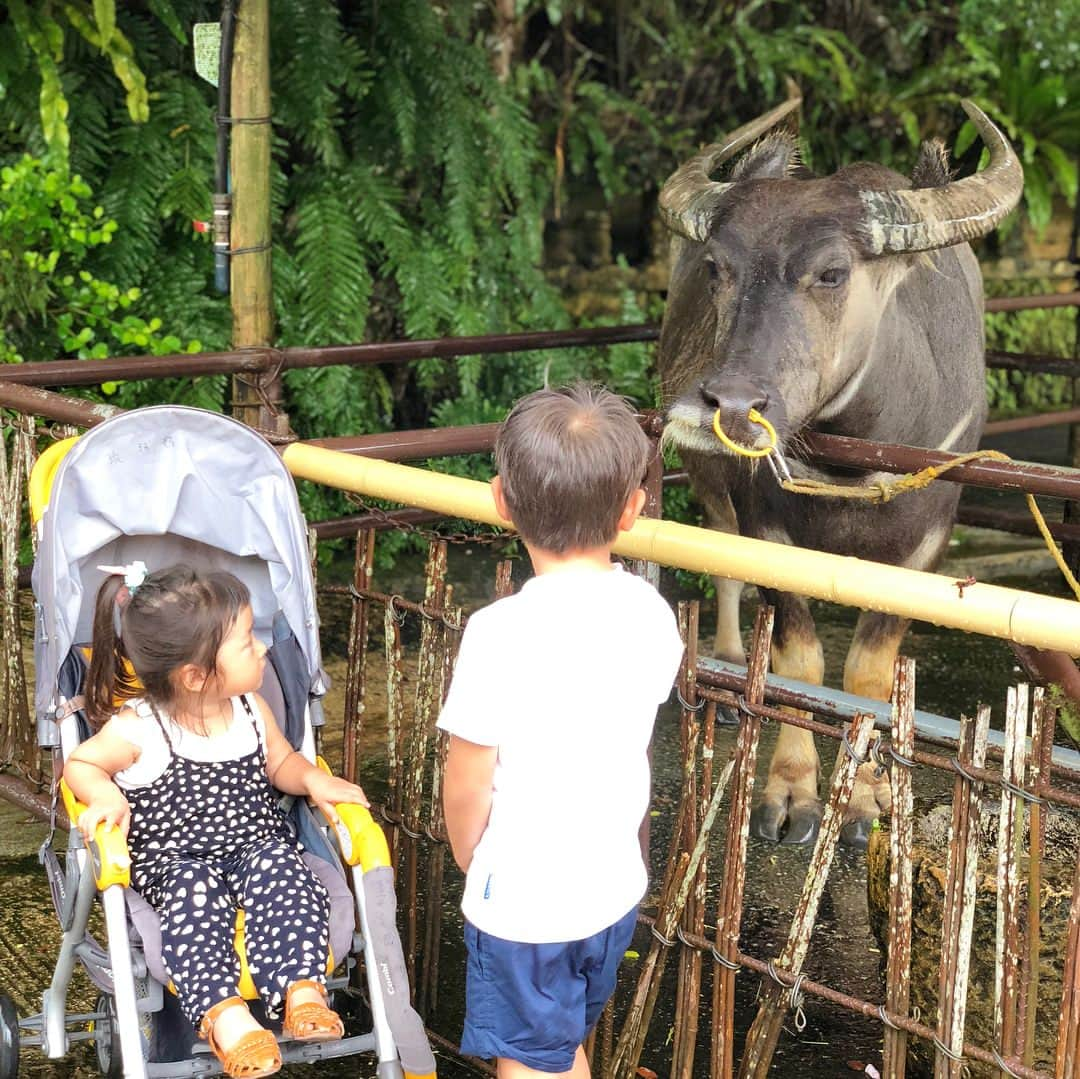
{"left": 1055, "top": 823, "right": 1080, "bottom": 1077}
{"left": 383, "top": 603, "right": 406, "bottom": 876}
{"left": 673, "top": 602, "right": 703, "bottom": 1079}
{"left": 342, "top": 529, "right": 375, "bottom": 782}
{"left": 882, "top": 656, "right": 916, "bottom": 1079}
{"left": 996, "top": 685, "right": 1030, "bottom": 1062}
{"left": 711, "top": 608, "right": 773, "bottom": 1079}
{"left": 1022, "top": 689, "right": 1049, "bottom": 1068}
{"left": 409, "top": 541, "right": 448, "bottom": 1017}
{"left": 738, "top": 709, "right": 876, "bottom": 1078}
{"left": 935, "top": 705, "right": 991, "bottom": 1078}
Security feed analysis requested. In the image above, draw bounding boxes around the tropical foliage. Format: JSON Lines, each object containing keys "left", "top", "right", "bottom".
{"left": 1, "top": 1, "right": 1077, "bottom": 516}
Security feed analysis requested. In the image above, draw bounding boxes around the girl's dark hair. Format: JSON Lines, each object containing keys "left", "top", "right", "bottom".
{"left": 85, "top": 564, "right": 250, "bottom": 728}
{"left": 494, "top": 382, "right": 650, "bottom": 554}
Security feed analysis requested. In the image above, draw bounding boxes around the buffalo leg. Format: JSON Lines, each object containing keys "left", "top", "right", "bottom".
{"left": 750, "top": 592, "right": 824, "bottom": 845}
{"left": 839, "top": 610, "right": 907, "bottom": 847}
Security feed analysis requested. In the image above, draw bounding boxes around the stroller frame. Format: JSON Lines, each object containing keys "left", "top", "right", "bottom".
{"left": 2, "top": 406, "right": 435, "bottom": 1079}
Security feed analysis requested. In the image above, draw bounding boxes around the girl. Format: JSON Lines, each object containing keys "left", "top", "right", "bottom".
{"left": 64, "top": 563, "right": 369, "bottom": 1079}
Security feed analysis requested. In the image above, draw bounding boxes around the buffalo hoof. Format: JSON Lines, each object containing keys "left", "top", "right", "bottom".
{"left": 749, "top": 802, "right": 786, "bottom": 842}
{"left": 780, "top": 805, "right": 822, "bottom": 846}
{"left": 840, "top": 818, "right": 874, "bottom": 849}
{"left": 749, "top": 802, "right": 822, "bottom": 844}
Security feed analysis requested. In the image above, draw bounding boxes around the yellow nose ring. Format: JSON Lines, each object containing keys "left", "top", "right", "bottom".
{"left": 711, "top": 407, "right": 778, "bottom": 458}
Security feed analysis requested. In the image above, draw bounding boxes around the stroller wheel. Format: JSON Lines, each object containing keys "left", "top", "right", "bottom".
{"left": 91, "top": 994, "right": 123, "bottom": 1078}
{"left": 0, "top": 994, "right": 18, "bottom": 1079}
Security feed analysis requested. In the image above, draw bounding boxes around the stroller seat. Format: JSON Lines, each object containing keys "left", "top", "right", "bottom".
{"left": 0, "top": 406, "right": 437, "bottom": 1079}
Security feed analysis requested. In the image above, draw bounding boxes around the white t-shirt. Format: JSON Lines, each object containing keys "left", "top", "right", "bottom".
{"left": 111, "top": 696, "right": 266, "bottom": 790}
{"left": 436, "top": 564, "right": 684, "bottom": 943}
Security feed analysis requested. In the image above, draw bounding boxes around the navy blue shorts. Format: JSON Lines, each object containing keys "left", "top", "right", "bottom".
{"left": 460, "top": 906, "right": 638, "bottom": 1072}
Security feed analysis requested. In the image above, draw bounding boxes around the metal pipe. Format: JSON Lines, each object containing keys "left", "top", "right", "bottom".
{"left": 985, "top": 290, "right": 1080, "bottom": 312}
{"left": 281, "top": 441, "right": 1080, "bottom": 655}
{"left": 984, "top": 408, "right": 1080, "bottom": 435}
{"left": 803, "top": 430, "right": 1080, "bottom": 501}
{"left": 0, "top": 325, "right": 661, "bottom": 387}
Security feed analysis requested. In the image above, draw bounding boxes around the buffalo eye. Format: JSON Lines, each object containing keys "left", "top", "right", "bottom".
{"left": 815, "top": 266, "right": 849, "bottom": 289}
{"left": 704, "top": 258, "right": 731, "bottom": 288}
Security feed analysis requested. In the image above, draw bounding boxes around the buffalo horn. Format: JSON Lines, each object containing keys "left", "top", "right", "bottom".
{"left": 658, "top": 92, "right": 803, "bottom": 243}
{"left": 860, "top": 100, "right": 1023, "bottom": 255}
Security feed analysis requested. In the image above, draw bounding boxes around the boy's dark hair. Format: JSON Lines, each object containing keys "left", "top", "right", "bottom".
{"left": 85, "top": 564, "right": 250, "bottom": 727}
{"left": 494, "top": 382, "right": 650, "bottom": 554}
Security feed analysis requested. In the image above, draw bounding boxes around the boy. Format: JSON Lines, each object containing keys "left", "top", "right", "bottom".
{"left": 437, "top": 383, "right": 684, "bottom": 1078}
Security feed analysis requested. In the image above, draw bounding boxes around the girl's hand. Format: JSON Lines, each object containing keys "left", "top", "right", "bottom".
{"left": 306, "top": 770, "right": 370, "bottom": 823}
{"left": 77, "top": 788, "right": 131, "bottom": 842}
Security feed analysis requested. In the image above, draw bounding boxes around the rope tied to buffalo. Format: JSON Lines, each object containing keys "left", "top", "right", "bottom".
{"left": 711, "top": 409, "right": 1080, "bottom": 604}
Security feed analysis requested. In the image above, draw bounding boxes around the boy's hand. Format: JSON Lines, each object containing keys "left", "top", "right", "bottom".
{"left": 77, "top": 788, "right": 131, "bottom": 842}
{"left": 306, "top": 769, "right": 370, "bottom": 822}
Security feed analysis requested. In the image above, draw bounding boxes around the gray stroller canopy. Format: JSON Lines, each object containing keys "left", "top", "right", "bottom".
{"left": 32, "top": 406, "right": 324, "bottom": 719}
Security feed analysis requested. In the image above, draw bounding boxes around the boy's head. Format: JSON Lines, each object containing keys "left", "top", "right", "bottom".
{"left": 493, "top": 383, "right": 651, "bottom": 554}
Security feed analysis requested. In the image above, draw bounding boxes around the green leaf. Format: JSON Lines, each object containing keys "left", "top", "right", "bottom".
{"left": 93, "top": 0, "right": 116, "bottom": 49}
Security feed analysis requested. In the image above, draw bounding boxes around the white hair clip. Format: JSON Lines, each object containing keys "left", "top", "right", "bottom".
{"left": 97, "top": 560, "right": 149, "bottom": 595}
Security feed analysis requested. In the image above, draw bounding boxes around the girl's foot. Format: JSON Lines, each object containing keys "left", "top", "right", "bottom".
{"left": 199, "top": 998, "right": 281, "bottom": 1079}
{"left": 283, "top": 980, "right": 344, "bottom": 1042}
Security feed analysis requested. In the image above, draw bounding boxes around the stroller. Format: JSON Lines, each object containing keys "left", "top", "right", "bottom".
{"left": 0, "top": 405, "right": 436, "bottom": 1079}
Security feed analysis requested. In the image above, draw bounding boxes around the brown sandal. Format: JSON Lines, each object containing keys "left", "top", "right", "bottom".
{"left": 199, "top": 998, "right": 282, "bottom": 1079}
{"left": 282, "top": 980, "right": 344, "bottom": 1042}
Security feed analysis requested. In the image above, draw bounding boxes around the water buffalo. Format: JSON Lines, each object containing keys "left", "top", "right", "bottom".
{"left": 657, "top": 96, "right": 1023, "bottom": 846}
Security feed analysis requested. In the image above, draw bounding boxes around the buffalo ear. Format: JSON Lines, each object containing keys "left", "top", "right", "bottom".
{"left": 729, "top": 131, "right": 801, "bottom": 181}
{"left": 911, "top": 138, "right": 953, "bottom": 189}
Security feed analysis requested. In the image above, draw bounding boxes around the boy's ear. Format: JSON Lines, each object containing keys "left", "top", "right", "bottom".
{"left": 618, "top": 488, "right": 647, "bottom": 533}
{"left": 491, "top": 475, "right": 512, "bottom": 524}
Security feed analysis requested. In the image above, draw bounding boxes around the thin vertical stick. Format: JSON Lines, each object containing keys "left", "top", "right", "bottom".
{"left": 996, "top": 685, "right": 1030, "bottom": 1062}
{"left": 738, "top": 710, "right": 876, "bottom": 1078}
{"left": 711, "top": 606, "right": 773, "bottom": 1079}
{"left": 1022, "top": 689, "right": 1050, "bottom": 1069}
{"left": 882, "top": 656, "right": 916, "bottom": 1079}
{"left": 935, "top": 705, "right": 991, "bottom": 1079}
{"left": 673, "top": 603, "right": 702, "bottom": 1079}
{"left": 408, "top": 541, "right": 448, "bottom": 1016}
{"left": 1055, "top": 818, "right": 1080, "bottom": 1077}
{"left": 342, "top": 529, "right": 375, "bottom": 782}
{"left": 383, "top": 603, "right": 406, "bottom": 874}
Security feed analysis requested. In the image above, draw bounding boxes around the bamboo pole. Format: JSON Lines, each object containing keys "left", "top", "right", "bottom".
{"left": 342, "top": 529, "right": 375, "bottom": 782}
{"left": 934, "top": 704, "right": 991, "bottom": 1078}
{"left": 996, "top": 686, "right": 1030, "bottom": 1064}
{"left": 711, "top": 607, "right": 773, "bottom": 1079}
{"left": 229, "top": 0, "right": 287, "bottom": 437}
{"left": 280, "top": 444, "right": 1080, "bottom": 656}
{"left": 738, "top": 709, "right": 877, "bottom": 1078}
{"left": 881, "top": 657, "right": 917, "bottom": 1079}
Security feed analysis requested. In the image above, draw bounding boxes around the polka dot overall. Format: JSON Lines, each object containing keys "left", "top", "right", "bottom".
{"left": 124, "top": 696, "right": 331, "bottom": 1029}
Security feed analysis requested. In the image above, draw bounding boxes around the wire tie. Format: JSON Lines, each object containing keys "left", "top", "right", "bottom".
{"left": 650, "top": 925, "right": 676, "bottom": 948}
{"left": 228, "top": 241, "right": 273, "bottom": 257}
{"left": 888, "top": 744, "right": 917, "bottom": 769}
{"left": 877, "top": 1004, "right": 902, "bottom": 1030}
{"left": 736, "top": 694, "right": 766, "bottom": 722}
{"left": 676, "top": 687, "right": 705, "bottom": 713}
{"left": 398, "top": 821, "right": 424, "bottom": 840}
{"left": 766, "top": 960, "right": 807, "bottom": 1031}
{"left": 1000, "top": 777, "right": 1045, "bottom": 805}
{"left": 442, "top": 609, "right": 463, "bottom": 631}
{"left": 842, "top": 729, "right": 867, "bottom": 766}
{"left": 948, "top": 756, "right": 979, "bottom": 784}
{"left": 710, "top": 946, "right": 741, "bottom": 971}
{"left": 932, "top": 1036, "right": 965, "bottom": 1063}
{"left": 387, "top": 594, "right": 409, "bottom": 624}
{"left": 675, "top": 925, "right": 693, "bottom": 948}
{"left": 991, "top": 1050, "right": 1025, "bottom": 1077}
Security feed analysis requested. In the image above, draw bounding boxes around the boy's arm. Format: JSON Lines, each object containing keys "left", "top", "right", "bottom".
{"left": 443, "top": 735, "right": 497, "bottom": 873}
